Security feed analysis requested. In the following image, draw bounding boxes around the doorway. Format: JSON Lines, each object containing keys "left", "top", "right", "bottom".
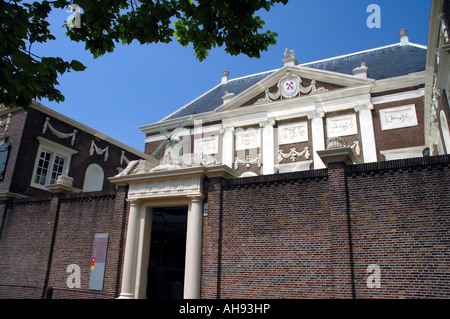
{"left": 146, "top": 206, "right": 188, "bottom": 299}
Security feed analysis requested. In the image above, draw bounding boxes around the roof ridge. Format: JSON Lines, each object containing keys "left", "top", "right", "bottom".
{"left": 219, "top": 42, "right": 427, "bottom": 84}
{"left": 300, "top": 42, "right": 427, "bottom": 66}
{"left": 225, "top": 69, "right": 277, "bottom": 83}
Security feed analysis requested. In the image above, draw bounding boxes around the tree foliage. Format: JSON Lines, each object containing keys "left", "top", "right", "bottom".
{"left": 0, "top": 0, "right": 288, "bottom": 109}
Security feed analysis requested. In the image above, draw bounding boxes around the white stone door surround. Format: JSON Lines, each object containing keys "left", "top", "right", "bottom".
{"left": 110, "top": 164, "right": 238, "bottom": 299}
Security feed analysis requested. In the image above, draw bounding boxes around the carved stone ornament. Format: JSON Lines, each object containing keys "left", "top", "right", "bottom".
{"left": 278, "top": 147, "right": 311, "bottom": 163}
{"left": 90, "top": 140, "right": 109, "bottom": 162}
{"left": 43, "top": 117, "right": 77, "bottom": 146}
{"left": 116, "top": 159, "right": 154, "bottom": 177}
{"left": 234, "top": 154, "right": 262, "bottom": 169}
{"left": 128, "top": 176, "right": 202, "bottom": 200}
{"left": 326, "top": 136, "right": 361, "bottom": 156}
{"left": 255, "top": 71, "right": 328, "bottom": 105}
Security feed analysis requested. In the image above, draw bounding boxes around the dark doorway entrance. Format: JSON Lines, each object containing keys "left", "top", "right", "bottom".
{"left": 147, "top": 206, "right": 188, "bottom": 299}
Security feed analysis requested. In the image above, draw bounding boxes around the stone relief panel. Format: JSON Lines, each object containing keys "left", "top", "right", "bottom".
{"left": 379, "top": 104, "right": 418, "bottom": 131}
{"left": 326, "top": 114, "right": 358, "bottom": 138}
{"left": 235, "top": 128, "right": 261, "bottom": 151}
{"left": 128, "top": 176, "right": 202, "bottom": 199}
{"left": 194, "top": 135, "right": 219, "bottom": 155}
{"left": 278, "top": 122, "right": 308, "bottom": 145}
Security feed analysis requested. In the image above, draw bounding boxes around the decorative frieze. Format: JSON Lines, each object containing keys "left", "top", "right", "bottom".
{"left": 326, "top": 114, "right": 358, "bottom": 138}
{"left": 234, "top": 154, "right": 262, "bottom": 169}
{"left": 379, "top": 104, "right": 418, "bottom": 130}
{"left": 235, "top": 129, "right": 260, "bottom": 151}
{"left": 278, "top": 147, "right": 311, "bottom": 163}
{"left": 128, "top": 176, "right": 202, "bottom": 199}
{"left": 278, "top": 122, "right": 308, "bottom": 145}
{"left": 194, "top": 135, "right": 219, "bottom": 155}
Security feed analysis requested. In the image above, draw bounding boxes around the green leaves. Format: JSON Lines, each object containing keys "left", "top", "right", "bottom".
{"left": 0, "top": 0, "right": 87, "bottom": 109}
{"left": 0, "top": 0, "right": 289, "bottom": 109}
{"left": 70, "top": 60, "right": 86, "bottom": 72}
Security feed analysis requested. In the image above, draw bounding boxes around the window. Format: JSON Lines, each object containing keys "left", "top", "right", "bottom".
{"left": 51, "top": 155, "right": 66, "bottom": 184}
{"left": 31, "top": 137, "right": 78, "bottom": 190}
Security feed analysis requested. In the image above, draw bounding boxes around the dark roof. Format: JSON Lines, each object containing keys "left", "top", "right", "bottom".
{"left": 166, "top": 43, "right": 426, "bottom": 120}
{"left": 165, "top": 71, "right": 274, "bottom": 120}
{"left": 301, "top": 43, "right": 427, "bottom": 80}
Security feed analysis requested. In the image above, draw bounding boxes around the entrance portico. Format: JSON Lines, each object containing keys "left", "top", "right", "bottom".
{"left": 110, "top": 161, "right": 238, "bottom": 299}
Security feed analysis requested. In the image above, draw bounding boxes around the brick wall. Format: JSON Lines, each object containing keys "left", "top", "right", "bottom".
{"left": 0, "top": 187, "right": 128, "bottom": 299}
{"left": 373, "top": 97, "right": 425, "bottom": 161}
{"left": 0, "top": 197, "right": 54, "bottom": 299}
{"left": 202, "top": 155, "right": 450, "bottom": 299}
{"left": 0, "top": 110, "right": 27, "bottom": 194}
{"left": 347, "top": 157, "right": 450, "bottom": 298}
{"left": 1, "top": 155, "right": 449, "bottom": 299}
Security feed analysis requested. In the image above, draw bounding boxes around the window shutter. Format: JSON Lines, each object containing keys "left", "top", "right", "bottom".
{"left": 0, "top": 142, "right": 11, "bottom": 181}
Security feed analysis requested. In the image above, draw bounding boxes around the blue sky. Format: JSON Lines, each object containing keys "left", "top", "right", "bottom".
{"left": 35, "top": 0, "right": 431, "bottom": 152}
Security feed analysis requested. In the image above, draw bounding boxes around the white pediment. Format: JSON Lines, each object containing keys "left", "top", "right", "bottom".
{"left": 217, "top": 66, "right": 375, "bottom": 112}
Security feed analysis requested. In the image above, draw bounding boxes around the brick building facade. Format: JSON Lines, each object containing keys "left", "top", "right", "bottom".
{"left": 0, "top": 1, "right": 449, "bottom": 300}
{"left": 0, "top": 101, "right": 151, "bottom": 298}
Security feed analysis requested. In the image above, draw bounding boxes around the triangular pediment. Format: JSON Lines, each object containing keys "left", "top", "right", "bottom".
{"left": 217, "top": 66, "right": 375, "bottom": 112}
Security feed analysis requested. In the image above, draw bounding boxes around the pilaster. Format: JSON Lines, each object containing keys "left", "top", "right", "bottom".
{"left": 184, "top": 195, "right": 204, "bottom": 299}
{"left": 221, "top": 126, "right": 235, "bottom": 169}
{"left": 259, "top": 118, "right": 276, "bottom": 175}
{"left": 308, "top": 112, "right": 326, "bottom": 169}
{"left": 354, "top": 104, "right": 377, "bottom": 163}
{"left": 118, "top": 200, "right": 141, "bottom": 299}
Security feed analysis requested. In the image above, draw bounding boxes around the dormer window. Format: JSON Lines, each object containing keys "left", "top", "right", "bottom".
{"left": 31, "top": 137, "right": 78, "bottom": 190}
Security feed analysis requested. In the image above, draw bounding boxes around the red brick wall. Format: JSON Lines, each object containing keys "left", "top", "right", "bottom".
{"left": 0, "top": 186, "right": 128, "bottom": 299}
{"left": 1, "top": 155, "right": 449, "bottom": 299}
{"left": 0, "top": 110, "right": 27, "bottom": 194}
{"left": 202, "top": 155, "right": 450, "bottom": 299}
{"left": 372, "top": 97, "right": 425, "bottom": 161}
{"left": 202, "top": 170, "right": 335, "bottom": 299}
{"left": 347, "top": 158, "right": 450, "bottom": 298}
{"left": 0, "top": 197, "right": 54, "bottom": 299}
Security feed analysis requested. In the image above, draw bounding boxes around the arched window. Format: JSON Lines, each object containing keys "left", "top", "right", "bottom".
{"left": 83, "top": 164, "right": 104, "bottom": 192}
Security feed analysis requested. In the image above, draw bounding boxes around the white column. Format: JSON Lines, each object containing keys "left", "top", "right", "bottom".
{"left": 184, "top": 195, "right": 204, "bottom": 299}
{"left": 221, "top": 126, "right": 235, "bottom": 168}
{"left": 259, "top": 118, "right": 276, "bottom": 175}
{"left": 134, "top": 206, "right": 153, "bottom": 299}
{"left": 308, "top": 112, "right": 326, "bottom": 169}
{"left": 354, "top": 104, "right": 377, "bottom": 163}
{"left": 118, "top": 200, "right": 141, "bottom": 299}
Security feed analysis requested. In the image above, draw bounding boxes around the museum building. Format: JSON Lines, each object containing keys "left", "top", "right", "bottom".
{"left": 0, "top": 0, "right": 449, "bottom": 299}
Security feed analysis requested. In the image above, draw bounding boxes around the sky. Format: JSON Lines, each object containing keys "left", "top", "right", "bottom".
{"left": 34, "top": 0, "right": 432, "bottom": 152}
